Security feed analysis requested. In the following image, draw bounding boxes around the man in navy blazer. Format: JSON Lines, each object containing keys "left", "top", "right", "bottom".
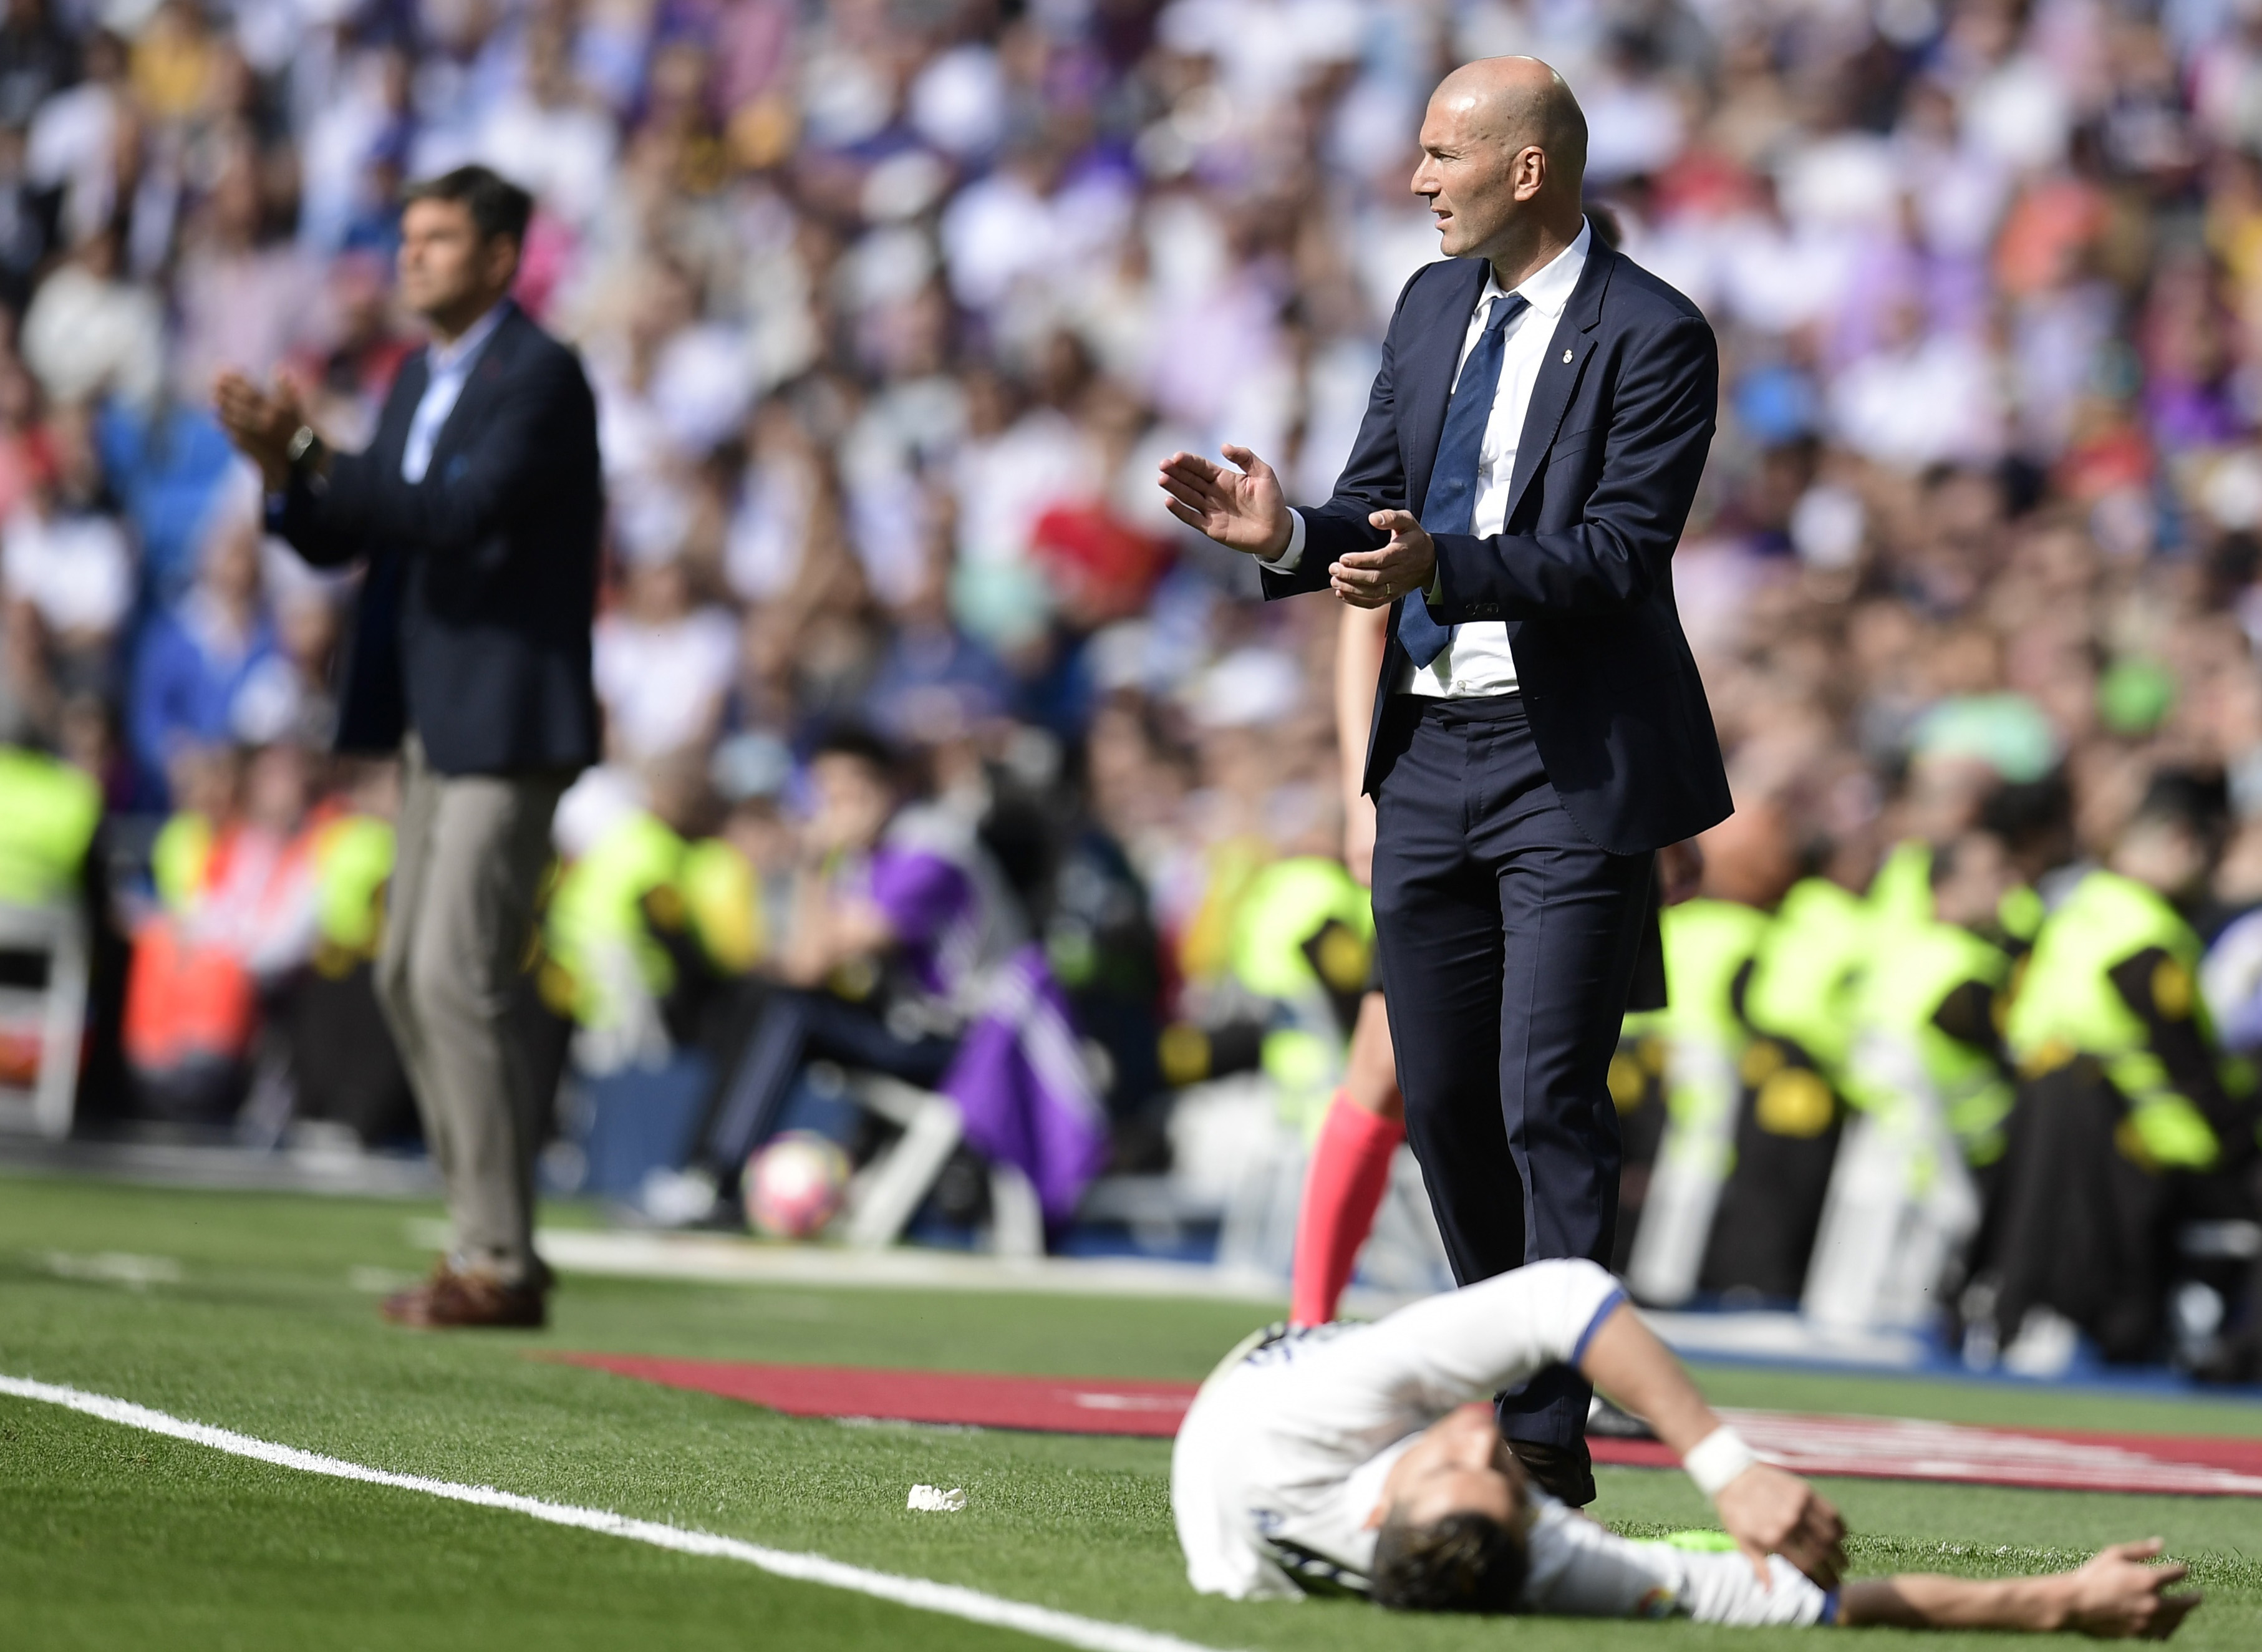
{"left": 216, "top": 166, "right": 601, "bottom": 1330}
{"left": 1161, "top": 58, "right": 1729, "bottom": 1502}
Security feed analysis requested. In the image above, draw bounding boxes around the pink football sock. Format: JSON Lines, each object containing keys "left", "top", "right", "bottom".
{"left": 1289, "top": 1093, "right": 1406, "bottom": 1326}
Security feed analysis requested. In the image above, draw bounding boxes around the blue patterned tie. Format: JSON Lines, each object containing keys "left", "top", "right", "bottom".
{"left": 1398, "top": 291, "right": 1529, "bottom": 669}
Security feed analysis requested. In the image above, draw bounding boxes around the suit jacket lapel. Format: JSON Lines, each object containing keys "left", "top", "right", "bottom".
{"left": 1499, "top": 240, "right": 1616, "bottom": 530}
{"left": 1401, "top": 258, "right": 1489, "bottom": 521}
{"left": 376, "top": 352, "right": 430, "bottom": 476}
{"left": 1379, "top": 259, "right": 1487, "bottom": 682}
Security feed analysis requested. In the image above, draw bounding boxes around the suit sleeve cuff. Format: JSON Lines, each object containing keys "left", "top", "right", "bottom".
{"left": 1256, "top": 510, "right": 1307, "bottom": 574}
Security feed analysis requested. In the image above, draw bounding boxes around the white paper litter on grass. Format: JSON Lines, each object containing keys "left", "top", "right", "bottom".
{"left": 907, "top": 1484, "right": 967, "bottom": 1512}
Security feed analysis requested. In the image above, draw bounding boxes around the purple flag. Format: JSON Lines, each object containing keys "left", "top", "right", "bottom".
{"left": 943, "top": 943, "right": 1109, "bottom": 1229}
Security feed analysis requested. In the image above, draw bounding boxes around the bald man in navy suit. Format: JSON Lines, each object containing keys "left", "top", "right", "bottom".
{"left": 1161, "top": 57, "right": 1728, "bottom": 1505}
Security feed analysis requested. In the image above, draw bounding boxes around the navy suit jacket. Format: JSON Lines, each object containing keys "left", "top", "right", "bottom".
{"left": 1265, "top": 228, "right": 1732, "bottom": 858}
{"left": 275, "top": 304, "right": 603, "bottom": 776}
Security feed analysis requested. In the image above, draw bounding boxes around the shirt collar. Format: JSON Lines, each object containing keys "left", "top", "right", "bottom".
{"left": 1482, "top": 218, "right": 1592, "bottom": 319}
{"left": 427, "top": 299, "right": 511, "bottom": 375}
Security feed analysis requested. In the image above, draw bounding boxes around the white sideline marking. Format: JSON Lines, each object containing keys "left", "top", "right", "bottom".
{"left": 32, "top": 1250, "right": 183, "bottom": 1289}
{"left": 0, "top": 1373, "right": 1230, "bottom": 1652}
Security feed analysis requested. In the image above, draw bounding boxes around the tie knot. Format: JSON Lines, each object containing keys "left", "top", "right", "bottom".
{"left": 1486, "top": 292, "right": 1529, "bottom": 334}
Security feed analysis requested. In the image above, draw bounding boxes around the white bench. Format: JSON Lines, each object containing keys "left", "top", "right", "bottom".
{"left": 0, "top": 901, "right": 87, "bottom": 1140}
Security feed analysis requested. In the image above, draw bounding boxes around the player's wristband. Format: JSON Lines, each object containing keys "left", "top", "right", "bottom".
{"left": 1683, "top": 1425, "right": 1759, "bottom": 1498}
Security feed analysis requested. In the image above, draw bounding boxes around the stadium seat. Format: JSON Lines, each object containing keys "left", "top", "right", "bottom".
{"left": 0, "top": 900, "right": 89, "bottom": 1140}
{"left": 838, "top": 1071, "right": 1043, "bottom": 1258}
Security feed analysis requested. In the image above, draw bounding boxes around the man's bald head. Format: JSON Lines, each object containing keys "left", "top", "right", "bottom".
{"left": 1431, "top": 56, "right": 1588, "bottom": 186}
{"left": 1413, "top": 57, "right": 1589, "bottom": 274}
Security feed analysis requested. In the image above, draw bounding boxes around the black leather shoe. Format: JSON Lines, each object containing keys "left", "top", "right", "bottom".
{"left": 1507, "top": 1437, "right": 1597, "bottom": 1506}
{"left": 1587, "top": 1396, "right": 1656, "bottom": 1440}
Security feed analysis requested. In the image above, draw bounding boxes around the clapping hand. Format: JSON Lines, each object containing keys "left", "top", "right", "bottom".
{"left": 213, "top": 370, "right": 306, "bottom": 490}
{"left": 1713, "top": 1462, "right": 1848, "bottom": 1591}
{"left": 1157, "top": 445, "right": 1292, "bottom": 558}
{"left": 1330, "top": 510, "right": 1438, "bottom": 609}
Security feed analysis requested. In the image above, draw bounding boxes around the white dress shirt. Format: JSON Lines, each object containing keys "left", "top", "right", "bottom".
{"left": 1265, "top": 221, "right": 1592, "bottom": 698}
{"left": 401, "top": 301, "right": 511, "bottom": 484}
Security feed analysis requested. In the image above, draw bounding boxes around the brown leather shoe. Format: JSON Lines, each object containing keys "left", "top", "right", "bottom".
{"left": 378, "top": 1258, "right": 455, "bottom": 1323}
{"left": 380, "top": 1262, "right": 548, "bottom": 1329}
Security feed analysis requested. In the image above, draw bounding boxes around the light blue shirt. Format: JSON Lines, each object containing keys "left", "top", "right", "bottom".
{"left": 401, "top": 301, "right": 511, "bottom": 483}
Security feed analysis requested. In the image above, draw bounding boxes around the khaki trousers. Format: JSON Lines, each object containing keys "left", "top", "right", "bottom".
{"left": 376, "top": 733, "right": 567, "bottom": 1283}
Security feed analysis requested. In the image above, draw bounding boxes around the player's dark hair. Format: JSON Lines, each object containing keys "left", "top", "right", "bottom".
{"left": 402, "top": 165, "right": 534, "bottom": 248}
{"left": 1368, "top": 1509, "right": 1529, "bottom": 1614}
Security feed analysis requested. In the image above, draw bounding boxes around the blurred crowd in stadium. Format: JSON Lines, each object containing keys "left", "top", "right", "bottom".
{"left": 14, "top": 0, "right": 2262, "bottom": 1371}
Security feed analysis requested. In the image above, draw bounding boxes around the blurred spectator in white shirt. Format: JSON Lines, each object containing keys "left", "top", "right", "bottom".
{"left": 296, "top": 46, "right": 414, "bottom": 256}
{"left": 24, "top": 26, "right": 120, "bottom": 248}
{"left": 21, "top": 224, "right": 163, "bottom": 410}
{"left": 472, "top": 16, "right": 617, "bottom": 232}
{"left": 1, "top": 404, "right": 132, "bottom": 694}
{"left": 1829, "top": 296, "right": 2006, "bottom": 472}
{"left": 594, "top": 546, "right": 739, "bottom": 766}
{"left": 725, "top": 398, "right": 823, "bottom": 606}
{"left": 170, "top": 143, "right": 313, "bottom": 403}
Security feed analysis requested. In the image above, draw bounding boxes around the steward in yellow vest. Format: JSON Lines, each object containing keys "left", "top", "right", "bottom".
{"left": 544, "top": 806, "right": 766, "bottom": 1070}
{"left": 0, "top": 744, "right": 101, "bottom": 909}
{"left": 1698, "top": 876, "right": 1868, "bottom": 1302}
{"left": 1620, "top": 896, "right": 1769, "bottom": 1303}
{"left": 291, "top": 784, "right": 419, "bottom": 1144}
{"left": 1156, "top": 856, "right": 1373, "bottom": 1132}
{"left": 1970, "top": 775, "right": 2256, "bottom": 1366}
{"left": 0, "top": 742, "right": 105, "bottom": 1118}
{"left": 1841, "top": 833, "right": 2032, "bottom": 1172}
{"left": 1803, "top": 831, "right": 2023, "bottom": 1331}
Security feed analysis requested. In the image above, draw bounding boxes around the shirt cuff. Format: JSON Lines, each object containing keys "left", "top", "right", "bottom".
{"left": 1256, "top": 509, "right": 1307, "bottom": 574}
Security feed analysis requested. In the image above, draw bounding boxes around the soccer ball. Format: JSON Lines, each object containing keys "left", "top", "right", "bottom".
{"left": 745, "top": 1132, "right": 851, "bottom": 1240}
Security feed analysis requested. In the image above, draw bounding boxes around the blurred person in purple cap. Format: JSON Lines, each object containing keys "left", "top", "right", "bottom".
{"left": 665, "top": 723, "right": 1104, "bottom": 1232}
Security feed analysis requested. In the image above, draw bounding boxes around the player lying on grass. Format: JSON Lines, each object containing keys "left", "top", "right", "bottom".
{"left": 1174, "top": 1258, "right": 2198, "bottom": 1635}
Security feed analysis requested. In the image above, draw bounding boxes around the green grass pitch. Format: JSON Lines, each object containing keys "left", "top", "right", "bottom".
{"left": 2, "top": 1170, "right": 2260, "bottom": 1650}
